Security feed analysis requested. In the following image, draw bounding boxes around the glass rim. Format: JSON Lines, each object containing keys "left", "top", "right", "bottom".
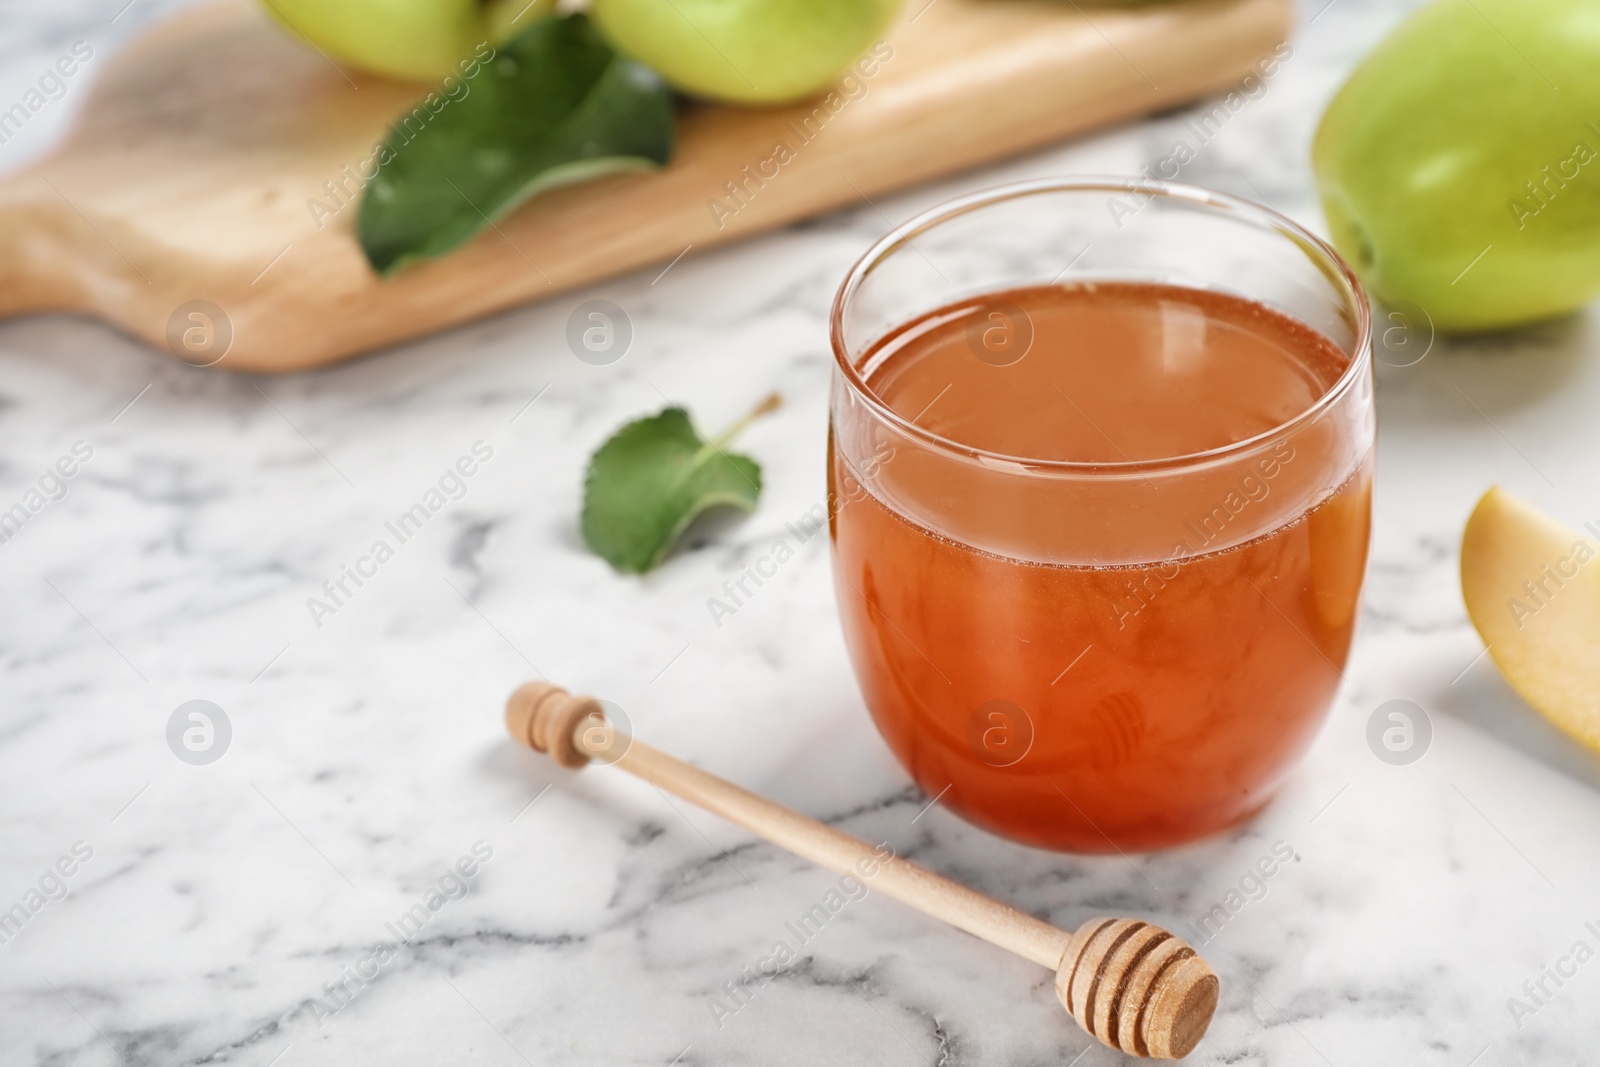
{"left": 827, "top": 175, "right": 1374, "bottom": 476}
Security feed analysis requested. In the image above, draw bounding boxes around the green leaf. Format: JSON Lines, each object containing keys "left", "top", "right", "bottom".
{"left": 582, "top": 397, "right": 780, "bottom": 574}
{"left": 358, "top": 13, "right": 674, "bottom": 275}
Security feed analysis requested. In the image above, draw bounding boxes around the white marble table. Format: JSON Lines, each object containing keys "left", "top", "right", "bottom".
{"left": 4, "top": 1, "right": 1600, "bottom": 1064}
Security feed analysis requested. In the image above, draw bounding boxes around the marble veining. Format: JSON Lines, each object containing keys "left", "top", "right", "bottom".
{"left": 5, "top": 0, "right": 1600, "bottom": 1064}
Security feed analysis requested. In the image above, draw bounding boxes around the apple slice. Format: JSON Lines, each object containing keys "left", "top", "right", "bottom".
{"left": 1461, "top": 486, "right": 1600, "bottom": 752}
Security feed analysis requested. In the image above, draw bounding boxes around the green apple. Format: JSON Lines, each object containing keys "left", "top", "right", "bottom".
{"left": 259, "top": 0, "right": 553, "bottom": 82}
{"left": 589, "top": 0, "right": 900, "bottom": 105}
{"left": 1313, "top": 0, "right": 1600, "bottom": 332}
{"left": 1461, "top": 487, "right": 1600, "bottom": 753}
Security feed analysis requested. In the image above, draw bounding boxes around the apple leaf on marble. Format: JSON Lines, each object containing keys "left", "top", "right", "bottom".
{"left": 582, "top": 395, "right": 780, "bottom": 573}
{"left": 358, "top": 14, "right": 674, "bottom": 275}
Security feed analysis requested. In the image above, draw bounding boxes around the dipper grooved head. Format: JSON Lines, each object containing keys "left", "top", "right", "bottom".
{"left": 1057, "top": 917, "right": 1218, "bottom": 1059}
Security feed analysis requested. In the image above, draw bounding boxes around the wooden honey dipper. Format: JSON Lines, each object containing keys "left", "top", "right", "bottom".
{"left": 505, "top": 682, "right": 1220, "bottom": 1059}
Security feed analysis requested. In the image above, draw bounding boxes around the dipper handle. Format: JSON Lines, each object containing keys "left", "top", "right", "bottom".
{"left": 505, "top": 681, "right": 1218, "bottom": 1059}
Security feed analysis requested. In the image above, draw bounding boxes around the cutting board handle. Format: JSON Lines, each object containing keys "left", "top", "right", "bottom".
{"left": 0, "top": 171, "right": 88, "bottom": 319}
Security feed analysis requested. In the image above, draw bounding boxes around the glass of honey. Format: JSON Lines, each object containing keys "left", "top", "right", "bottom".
{"left": 828, "top": 178, "right": 1374, "bottom": 852}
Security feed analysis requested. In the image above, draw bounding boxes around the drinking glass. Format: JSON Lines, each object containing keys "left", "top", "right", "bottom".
{"left": 827, "top": 177, "right": 1374, "bottom": 852}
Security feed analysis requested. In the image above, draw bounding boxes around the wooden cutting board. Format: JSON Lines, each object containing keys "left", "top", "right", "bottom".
{"left": 0, "top": 0, "right": 1290, "bottom": 372}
